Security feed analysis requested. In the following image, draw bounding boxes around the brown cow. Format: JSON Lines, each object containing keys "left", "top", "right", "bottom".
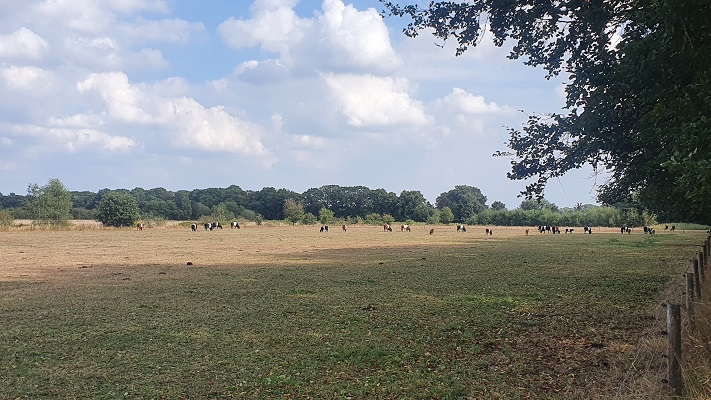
{"left": 136, "top": 222, "right": 144, "bottom": 231}
{"left": 429, "top": 228, "right": 434, "bottom": 235}
{"left": 342, "top": 224, "right": 347, "bottom": 232}
{"left": 401, "top": 224, "right": 411, "bottom": 232}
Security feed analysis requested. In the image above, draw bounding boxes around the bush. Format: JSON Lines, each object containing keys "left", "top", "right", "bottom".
{"left": 96, "top": 192, "right": 140, "bottom": 227}
{"left": 301, "top": 213, "right": 318, "bottom": 225}
{"left": 0, "top": 210, "right": 13, "bottom": 231}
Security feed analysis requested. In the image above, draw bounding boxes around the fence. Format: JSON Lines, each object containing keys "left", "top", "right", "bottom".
{"left": 664, "top": 233, "right": 710, "bottom": 396}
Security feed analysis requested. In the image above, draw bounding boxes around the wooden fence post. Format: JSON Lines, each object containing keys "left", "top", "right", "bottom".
{"left": 686, "top": 273, "right": 695, "bottom": 329}
{"left": 667, "top": 303, "right": 682, "bottom": 396}
{"left": 692, "top": 259, "right": 702, "bottom": 299}
{"left": 699, "top": 251, "right": 706, "bottom": 281}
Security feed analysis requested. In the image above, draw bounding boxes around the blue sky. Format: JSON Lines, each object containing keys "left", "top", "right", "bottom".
{"left": 0, "top": 0, "right": 604, "bottom": 209}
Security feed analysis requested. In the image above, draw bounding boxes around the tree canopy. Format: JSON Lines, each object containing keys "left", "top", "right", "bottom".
{"left": 26, "top": 178, "right": 72, "bottom": 228}
{"left": 96, "top": 191, "right": 140, "bottom": 227}
{"left": 382, "top": 0, "right": 711, "bottom": 223}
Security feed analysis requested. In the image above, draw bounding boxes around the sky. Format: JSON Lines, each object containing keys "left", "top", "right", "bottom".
{"left": 0, "top": 0, "right": 606, "bottom": 209}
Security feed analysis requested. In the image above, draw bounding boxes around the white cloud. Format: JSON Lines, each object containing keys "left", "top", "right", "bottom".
{"left": 323, "top": 73, "right": 431, "bottom": 127}
{"left": 218, "top": 0, "right": 307, "bottom": 53}
{"left": 435, "top": 88, "right": 513, "bottom": 115}
{"left": 76, "top": 72, "right": 275, "bottom": 161}
{"left": 315, "top": 0, "right": 401, "bottom": 72}
{"left": 219, "top": 0, "right": 399, "bottom": 73}
{"left": 0, "top": 27, "right": 49, "bottom": 60}
{"left": 1, "top": 66, "right": 52, "bottom": 90}
{"left": 291, "top": 134, "right": 328, "bottom": 150}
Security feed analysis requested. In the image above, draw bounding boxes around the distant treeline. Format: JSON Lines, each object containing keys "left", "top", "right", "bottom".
{"left": 0, "top": 184, "right": 654, "bottom": 227}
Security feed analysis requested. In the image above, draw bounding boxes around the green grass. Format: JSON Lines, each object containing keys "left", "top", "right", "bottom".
{"left": 0, "top": 231, "right": 706, "bottom": 399}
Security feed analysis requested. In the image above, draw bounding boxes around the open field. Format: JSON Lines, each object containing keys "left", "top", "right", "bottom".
{"left": 0, "top": 224, "right": 707, "bottom": 399}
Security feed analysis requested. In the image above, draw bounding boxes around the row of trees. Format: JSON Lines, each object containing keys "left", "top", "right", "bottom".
{"left": 1, "top": 179, "right": 657, "bottom": 228}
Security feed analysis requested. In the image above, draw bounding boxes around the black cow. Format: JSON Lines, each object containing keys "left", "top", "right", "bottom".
{"left": 204, "top": 222, "right": 211, "bottom": 231}
{"left": 231, "top": 221, "right": 240, "bottom": 229}
{"left": 191, "top": 223, "right": 197, "bottom": 231}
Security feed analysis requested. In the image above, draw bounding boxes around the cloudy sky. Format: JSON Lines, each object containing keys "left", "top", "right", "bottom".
{"left": 0, "top": 0, "right": 604, "bottom": 209}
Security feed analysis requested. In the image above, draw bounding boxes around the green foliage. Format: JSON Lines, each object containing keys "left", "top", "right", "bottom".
{"left": 301, "top": 212, "right": 318, "bottom": 225}
{"left": 398, "top": 190, "right": 433, "bottom": 222}
{"left": 71, "top": 208, "right": 95, "bottom": 220}
{"left": 435, "top": 185, "right": 487, "bottom": 222}
{"left": 0, "top": 209, "right": 13, "bottom": 230}
{"left": 382, "top": 213, "right": 395, "bottom": 225}
{"left": 96, "top": 191, "right": 140, "bottom": 227}
{"left": 283, "top": 199, "right": 305, "bottom": 225}
{"left": 490, "top": 201, "right": 507, "bottom": 211}
{"left": 26, "top": 178, "right": 72, "bottom": 228}
{"left": 439, "top": 206, "right": 454, "bottom": 224}
{"left": 426, "top": 209, "right": 441, "bottom": 224}
{"left": 383, "top": 0, "right": 711, "bottom": 224}
{"left": 318, "top": 207, "right": 335, "bottom": 225}
{"left": 364, "top": 212, "right": 383, "bottom": 225}
{"left": 518, "top": 198, "right": 559, "bottom": 212}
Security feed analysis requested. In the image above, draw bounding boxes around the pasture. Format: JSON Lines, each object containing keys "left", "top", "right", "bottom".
{"left": 0, "top": 224, "right": 706, "bottom": 399}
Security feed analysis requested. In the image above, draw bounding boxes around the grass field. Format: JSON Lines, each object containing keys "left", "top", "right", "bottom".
{"left": 0, "top": 224, "right": 707, "bottom": 399}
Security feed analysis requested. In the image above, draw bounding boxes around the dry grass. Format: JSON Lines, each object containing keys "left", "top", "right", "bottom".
{"left": 0, "top": 223, "right": 707, "bottom": 399}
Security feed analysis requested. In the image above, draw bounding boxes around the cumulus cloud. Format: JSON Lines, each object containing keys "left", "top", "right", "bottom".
{"left": 1, "top": 66, "right": 52, "bottom": 90}
{"left": 315, "top": 0, "right": 401, "bottom": 72}
{"left": 219, "top": 0, "right": 399, "bottom": 73}
{"left": 76, "top": 72, "right": 275, "bottom": 161}
{"left": 435, "top": 88, "right": 514, "bottom": 115}
{"left": 235, "top": 59, "right": 290, "bottom": 85}
{"left": 323, "top": 73, "right": 431, "bottom": 127}
{"left": 219, "top": 0, "right": 307, "bottom": 53}
{"left": 0, "top": 27, "right": 49, "bottom": 61}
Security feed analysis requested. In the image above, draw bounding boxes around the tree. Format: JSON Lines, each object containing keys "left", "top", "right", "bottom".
{"left": 397, "top": 190, "right": 432, "bottom": 222}
{"left": 435, "top": 185, "right": 487, "bottom": 222}
{"left": 26, "top": 178, "right": 72, "bottom": 228}
{"left": 383, "top": 1, "right": 711, "bottom": 223}
{"left": 490, "top": 201, "right": 507, "bottom": 211}
{"left": 283, "top": 199, "right": 305, "bottom": 225}
{"left": 319, "top": 207, "right": 335, "bottom": 225}
{"left": 301, "top": 212, "right": 318, "bottom": 225}
{"left": 96, "top": 191, "right": 140, "bottom": 227}
{"left": 439, "top": 206, "right": 454, "bottom": 224}
{"left": 517, "top": 198, "right": 558, "bottom": 212}
{"left": 0, "top": 209, "right": 13, "bottom": 231}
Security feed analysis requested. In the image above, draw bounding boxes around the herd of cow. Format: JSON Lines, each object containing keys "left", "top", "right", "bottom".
{"left": 135, "top": 222, "right": 685, "bottom": 235}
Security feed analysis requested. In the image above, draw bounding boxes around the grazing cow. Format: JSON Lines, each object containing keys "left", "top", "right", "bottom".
{"left": 342, "top": 224, "right": 347, "bottom": 232}
{"left": 320, "top": 226, "right": 324, "bottom": 232}
{"left": 384, "top": 224, "right": 392, "bottom": 232}
{"left": 231, "top": 221, "right": 240, "bottom": 229}
{"left": 525, "top": 229, "right": 529, "bottom": 236}
{"left": 457, "top": 224, "right": 466, "bottom": 232}
{"left": 204, "top": 222, "right": 211, "bottom": 231}
{"left": 136, "top": 222, "right": 144, "bottom": 231}
{"left": 401, "top": 224, "right": 411, "bottom": 232}
{"left": 191, "top": 223, "right": 197, "bottom": 232}
{"left": 429, "top": 228, "right": 434, "bottom": 235}
{"left": 664, "top": 225, "right": 669, "bottom": 230}
{"left": 320, "top": 225, "right": 329, "bottom": 233}
{"left": 213, "top": 222, "right": 222, "bottom": 230}
{"left": 584, "top": 226, "right": 592, "bottom": 234}
{"left": 671, "top": 225, "right": 676, "bottom": 232}
{"left": 485, "top": 228, "right": 493, "bottom": 236}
